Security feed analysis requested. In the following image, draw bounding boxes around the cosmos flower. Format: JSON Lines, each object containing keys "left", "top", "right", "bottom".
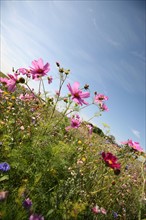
{"left": 86, "top": 124, "right": 93, "bottom": 135}
{"left": 101, "top": 152, "right": 121, "bottom": 170}
{"left": 0, "top": 73, "right": 19, "bottom": 92}
{"left": 47, "top": 76, "right": 53, "bottom": 84}
{"left": 19, "top": 93, "right": 35, "bottom": 101}
{"left": 65, "top": 114, "right": 82, "bottom": 131}
{"left": 30, "top": 58, "right": 50, "bottom": 80}
{"left": 121, "top": 139, "right": 143, "bottom": 152}
{"left": 94, "top": 94, "right": 108, "bottom": 104}
{"left": 99, "top": 103, "right": 109, "bottom": 111}
{"left": 92, "top": 205, "right": 107, "bottom": 215}
{"left": 18, "top": 68, "right": 31, "bottom": 77}
{"left": 67, "top": 82, "right": 90, "bottom": 106}
{"left": 100, "top": 207, "right": 107, "bottom": 215}
{"left": 91, "top": 205, "right": 101, "bottom": 214}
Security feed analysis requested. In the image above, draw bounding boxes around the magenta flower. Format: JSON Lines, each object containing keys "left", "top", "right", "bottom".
{"left": 67, "top": 82, "right": 90, "bottom": 106}
{"left": 65, "top": 114, "right": 81, "bottom": 131}
{"left": 99, "top": 103, "right": 109, "bottom": 111}
{"left": 101, "top": 152, "right": 121, "bottom": 170}
{"left": 18, "top": 68, "right": 31, "bottom": 78}
{"left": 30, "top": 58, "right": 50, "bottom": 80}
{"left": 122, "top": 139, "right": 143, "bottom": 152}
{"left": 19, "top": 93, "right": 35, "bottom": 101}
{"left": 86, "top": 124, "right": 93, "bottom": 135}
{"left": 47, "top": 76, "right": 53, "bottom": 84}
{"left": 94, "top": 94, "right": 108, "bottom": 104}
{"left": 23, "top": 198, "right": 32, "bottom": 209}
{"left": 0, "top": 73, "right": 18, "bottom": 92}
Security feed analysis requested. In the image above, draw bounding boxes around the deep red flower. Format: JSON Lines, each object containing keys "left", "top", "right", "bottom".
{"left": 101, "top": 152, "right": 121, "bottom": 170}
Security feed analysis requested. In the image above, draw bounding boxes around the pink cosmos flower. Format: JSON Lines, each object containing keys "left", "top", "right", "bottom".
{"left": 100, "top": 207, "right": 107, "bottom": 215}
{"left": 102, "top": 152, "right": 121, "bottom": 170}
{"left": 30, "top": 58, "right": 50, "bottom": 80}
{"left": 99, "top": 103, "right": 109, "bottom": 111}
{"left": 0, "top": 73, "right": 19, "bottom": 92}
{"left": 94, "top": 94, "right": 108, "bottom": 104}
{"left": 65, "top": 114, "right": 81, "bottom": 131}
{"left": 92, "top": 205, "right": 101, "bottom": 214}
{"left": 19, "top": 93, "right": 35, "bottom": 101}
{"left": 86, "top": 124, "right": 93, "bottom": 135}
{"left": 67, "top": 82, "right": 90, "bottom": 106}
{"left": 122, "top": 139, "right": 143, "bottom": 152}
{"left": 47, "top": 76, "right": 53, "bottom": 84}
{"left": 18, "top": 68, "right": 31, "bottom": 78}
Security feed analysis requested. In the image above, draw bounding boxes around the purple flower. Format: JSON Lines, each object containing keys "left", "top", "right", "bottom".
{"left": 113, "top": 211, "right": 118, "bottom": 218}
{"left": 29, "top": 214, "right": 44, "bottom": 220}
{"left": 0, "top": 162, "right": 10, "bottom": 172}
{"left": 23, "top": 198, "right": 32, "bottom": 209}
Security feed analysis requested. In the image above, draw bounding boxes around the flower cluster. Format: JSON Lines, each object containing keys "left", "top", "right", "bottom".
{"left": 94, "top": 93, "right": 109, "bottom": 111}
{"left": 92, "top": 205, "right": 107, "bottom": 215}
{"left": 0, "top": 58, "right": 51, "bottom": 93}
{"left": 122, "top": 139, "right": 143, "bottom": 152}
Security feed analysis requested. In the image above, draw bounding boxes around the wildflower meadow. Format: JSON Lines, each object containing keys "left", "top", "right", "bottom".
{"left": 0, "top": 58, "right": 145, "bottom": 220}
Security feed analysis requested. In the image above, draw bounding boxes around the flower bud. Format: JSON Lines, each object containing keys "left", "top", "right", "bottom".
{"left": 18, "top": 77, "right": 25, "bottom": 84}
{"left": 84, "top": 84, "right": 89, "bottom": 90}
{"left": 64, "top": 69, "right": 70, "bottom": 75}
{"left": 56, "top": 62, "right": 60, "bottom": 67}
{"left": 59, "top": 68, "right": 64, "bottom": 73}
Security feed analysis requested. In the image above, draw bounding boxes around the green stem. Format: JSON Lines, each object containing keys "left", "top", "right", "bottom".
{"left": 49, "top": 75, "right": 67, "bottom": 119}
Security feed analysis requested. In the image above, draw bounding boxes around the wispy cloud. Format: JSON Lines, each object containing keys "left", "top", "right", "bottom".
{"left": 131, "top": 129, "right": 140, "bottom": 139}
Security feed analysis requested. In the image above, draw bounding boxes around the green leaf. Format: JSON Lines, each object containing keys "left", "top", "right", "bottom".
{"left": 0, "top": 175, "right": 9, "bottom": 182}
{"left": 46, "top": 209, "right": 54, "bottom": 216}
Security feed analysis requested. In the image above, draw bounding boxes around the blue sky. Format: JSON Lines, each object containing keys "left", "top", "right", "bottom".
{"left": 1, "top": 0, "right": 145, "bottom": 150}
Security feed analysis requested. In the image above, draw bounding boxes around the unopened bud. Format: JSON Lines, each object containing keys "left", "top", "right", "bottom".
{"left": 64, "top": 69, "right": 70, "bottom": 75}
{"left": 18, "top": 77, "right": 25, "bottom": 84}
{"left": 56, "top": 62, "right": 60, "bottom": 67}
{"left": 84, "top": 84, "right": 89, "bottom": 90}
{"left": 63, "top": 98, "right": 68, "bottom": 103}
{"left": 114, "top": 169, "right": 121, "bottom": 175}
{"left": 59, "top": 68, "right": 64, "bottom": 73}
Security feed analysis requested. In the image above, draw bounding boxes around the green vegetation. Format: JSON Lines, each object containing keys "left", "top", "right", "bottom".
{"left": 0, "top": 60, "right": 145, "bottom": 220}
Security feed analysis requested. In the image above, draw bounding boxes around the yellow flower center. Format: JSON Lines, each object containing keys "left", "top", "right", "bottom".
{"left": 107, "top": 160, "right": 113, "bottom": 164}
